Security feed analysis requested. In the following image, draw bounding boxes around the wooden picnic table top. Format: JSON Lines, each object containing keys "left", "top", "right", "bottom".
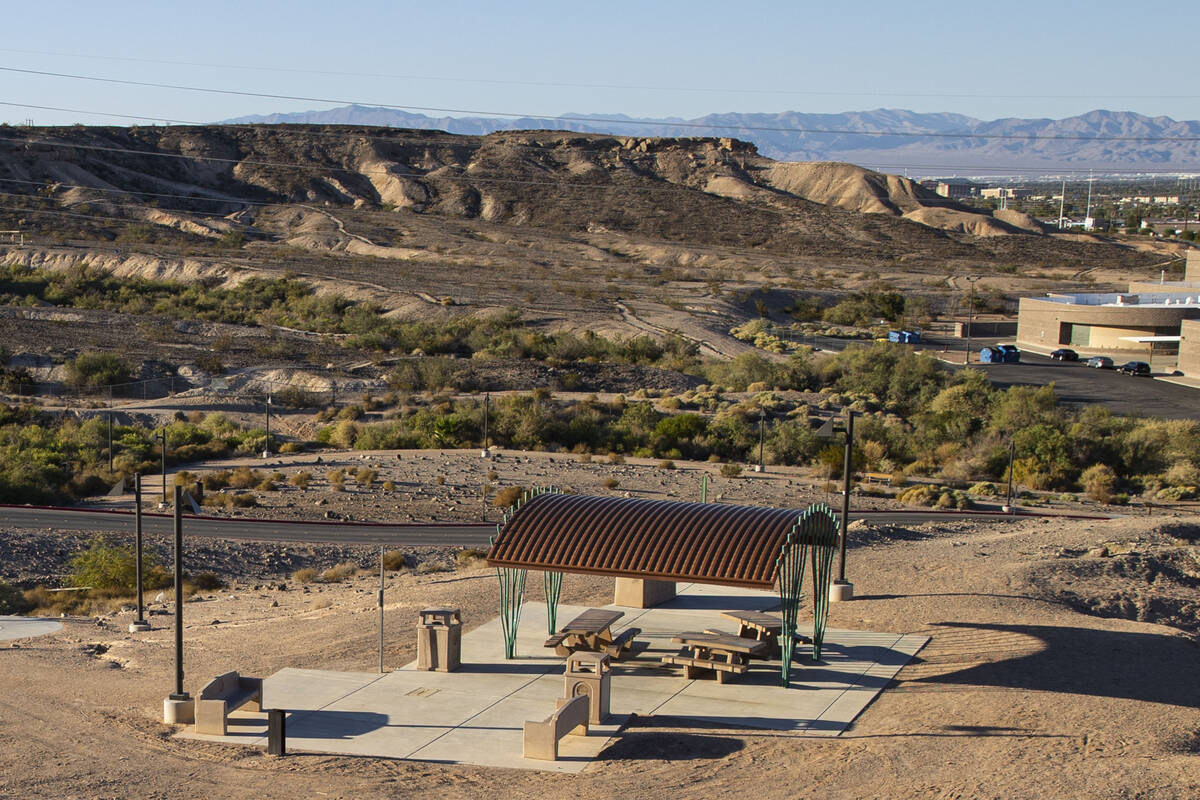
{"left": 560, "top": 608, "right": 624, "bottom": 635}
{"left": 674, "top": 631, "right": 770, "bottom": 656}
{"left": 720, "top": 610, "right": 783, "bottom": 633}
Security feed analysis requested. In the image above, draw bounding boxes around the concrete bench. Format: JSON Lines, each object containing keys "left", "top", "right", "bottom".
{"left": 522, "top": 694, "right": 590, "bottom": 761}
{"left": 603, "top": 627, "right": 642, "bottom": 659}
{"left": 195, "top": 671, "right": 263, "bottom": 735}
{"left": 661, "top": 648, "right": 750, "bottom": 684}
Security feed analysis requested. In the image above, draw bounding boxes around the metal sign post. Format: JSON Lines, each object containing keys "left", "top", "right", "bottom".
{"left": 832, "top": 411, "right": 855, "bottom": 601}
{"left": 378, "top": 547, "right": 385, "bottom": 674}
{"left": 130, "top": 474, "right": 151, "bottom": 632}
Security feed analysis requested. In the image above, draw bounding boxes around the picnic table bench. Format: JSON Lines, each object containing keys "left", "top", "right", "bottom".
{"left": 661, "top": 631, "right": 769, "bottom": 684}
{"left": 544, "top": 608, "right": 641, "bottom": 660}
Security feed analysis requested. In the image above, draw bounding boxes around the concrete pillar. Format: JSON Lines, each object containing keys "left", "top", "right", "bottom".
{"left": 613, "top": 577, "right": 675, "bottom": 608}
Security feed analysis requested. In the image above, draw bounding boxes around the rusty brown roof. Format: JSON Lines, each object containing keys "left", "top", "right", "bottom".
{"left": 486, "top": 493, "right": 814, "bottom": 589}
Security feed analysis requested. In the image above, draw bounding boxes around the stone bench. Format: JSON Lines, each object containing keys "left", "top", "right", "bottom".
{"left": 604, "top": 627, "right": 642, "bottom": 659}
{"left": 195, "top": 671, "right": 263, "bottom": 736}
{"left": 522, "top": 694, "right": 590, "bottom": 761}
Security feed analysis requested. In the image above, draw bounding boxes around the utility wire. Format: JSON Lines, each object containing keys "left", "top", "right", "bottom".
{"left": 5, "top": 47, "right": 1200, "bottom": 101}
{"left": 6, "top": 65, "right": 1200, "bottom": 143}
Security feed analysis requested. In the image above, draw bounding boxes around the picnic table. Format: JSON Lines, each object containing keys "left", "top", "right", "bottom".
{"left": 721, "top": 610, "right": 786, "bottom": 658}
{"left": 661, "top": 631, "right": 769, "bottom": 683}
{"left": 544, "top": 609, "right": 641, "bottom": 659}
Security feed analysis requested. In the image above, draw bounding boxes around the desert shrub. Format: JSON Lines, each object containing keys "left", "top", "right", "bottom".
{"left": 382, "top": 480, "right": 395, "bottom": 492}
{"left": 890, "top": 471, "right": 908, "bottom": 487}
{"left": 255, "top": 477, "right": 276, "bottom": 492}
{"left": 69, "top": 536, "right": 165, "bottom": 592}
{"left": 494, "top": 485, "right": 525, "bottom": 508}
{"left": 0, "top": 580, "right": 32, "bottom": 614}
{"left": 603, "top": 477, "right": 620, "bottom": 489}
{"left": 64, "top": 352, "right": 132, "bottom": 391}
{"left": 455, "top": 548, "right": 489, "bottom": 570}
{"left": 320, "top": 562, "right": 358, "bottom": 583}
{"left": 1156, "top": 485, "right": 1199, "bottom": 501}
{"left": 1080, "top": 463, "right": 1117, "bottom": 504}
{"left": 229, "top": 493, "right": 257, "bottom": 508}
{"left": 607, "top": 452, "right": 625, "bottom": 464}
{"left": 719, "top": 463, "right": 743, "bottom": 478}
{"left": 658, "top": 460, "right": 676, "bottom": 470}
{"left": 967, "top": 481, "right": 998, "bottom": 497}
{"left": 416, "top": 561, "right": 449, "bottom": 575}
{"left": 897, "top": 484, "right": 940, "bottom": 507}
{"left": 279, "top": 441, "right": 302, "bottom": 454}
{"left": 435, "top": 475, "right": 446, "bottom": 486}
{"left": 1164, "top": 460, "right": 1200, "bottom": 487}
{"left": 201, "top": 470, "right": 231, "bottom": 491}
{"left": 578, "top": 452, "right": 593, "bottom": 463}
{"left": 326, "top": 469, "right": 345, "bottom": 491}
{"left": 289, "top": 471, "right": 311, "bottom": 489}
{"left": 173, "top": 470, "right": 196, "bottom": 487}
{"left": 293, "top": 568, "right": 318, "bottom": 584}
{"left": 227, "top": 466, "right": 260, "bottom": 489}
{"left": 188, "top": 572, "right": 225, "bottom": 591}
{"left": 355, "top": 467, "right": 377, "bottom": 487}
{"left": 487, "top": 469, "right": 499, "bottom": 481}
{"left": 383, "top": 550, "right": 409, "bottom": 570}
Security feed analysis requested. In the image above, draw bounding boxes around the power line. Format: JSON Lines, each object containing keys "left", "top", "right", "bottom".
{"left": 6, "top": 64, "right": 1200, "bottom": 143}
{"left": 6, "top": 46, "right": 1200, "bottom": 101}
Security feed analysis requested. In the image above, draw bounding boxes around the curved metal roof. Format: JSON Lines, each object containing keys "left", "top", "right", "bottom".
{"left": 486, "top": 492, "right": 818, "bottom": 589}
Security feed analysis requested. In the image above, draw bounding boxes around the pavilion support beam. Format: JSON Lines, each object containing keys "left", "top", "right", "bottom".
{"left": 543, "top": 570, "right": 563, "bottom": 635}
{"left": 776, "top": 536, "right": 809, "bottom": 687}
{"left": 497, "top": 567, "right": 527, "bottom": 659}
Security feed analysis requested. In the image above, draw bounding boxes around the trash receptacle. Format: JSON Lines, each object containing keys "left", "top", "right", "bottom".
{"left": 416, "top": 607, "right": 462, "bottom": 672}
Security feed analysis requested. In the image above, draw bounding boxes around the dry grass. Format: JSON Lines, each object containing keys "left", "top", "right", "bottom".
{"left": 320, "top": 562, "right": 359, "bottom": 583}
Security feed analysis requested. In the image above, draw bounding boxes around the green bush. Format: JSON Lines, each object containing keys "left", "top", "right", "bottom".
{"left": 719, "top": 463, "right": 743, "bottom": 478}
{"left": 64, "top": 352, "right": 131, "bottom": 391}
{"left": 69, "top": 536, "right": 166, "bottom": 592}
{"left": 0, "top": 580, "right": 32, "bottom": 614}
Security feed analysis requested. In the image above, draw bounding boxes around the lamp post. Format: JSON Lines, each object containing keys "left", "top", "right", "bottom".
{"left": 481, "top": 392, "right": 490, "bottom": 458}
{"left": 1005, "top": 441, "right": 1016, "bottom": 514}
{"left": 964, "top": 275, "right": 981, "bottom": 364}
{"left": 833, "top": 410, "right": 855, "bottom": 601}
{"left": 263, "top": 395, "right": 272, "bottom": 458}
{"left": 107, "top": 413, "right": 114, "bottom": 474}
{"left": 159, "top": 429, "right": 167, "bottom": 506}
{"left": 130, "top": 473, "right": 150, "bottom": 632}
{"left": 756, "top": 408, "right": 766, "bottom": 473}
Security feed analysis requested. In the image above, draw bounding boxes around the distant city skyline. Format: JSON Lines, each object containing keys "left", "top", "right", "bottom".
{"left": 1, "top": 0, "right": 1198, "bottom": 128}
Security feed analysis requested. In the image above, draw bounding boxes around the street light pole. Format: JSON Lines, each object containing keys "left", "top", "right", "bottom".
{"left": 130, "top": 473, "right": 150, "bottom": 632}
{"left": 263, "top": 395, "right": 272, "bottom": 458}
{"left": 481, "top": 392, "right": 490, "bottom": 458}
{"left": 107, "top": 413, "right": 113, "bottom": 474}
{"left": 964, "top": 275, "right": 981, "bottom": 364}
{"left": 159, "top": 430, "right": 167, "bottom": 506}
{"left": 1005, "top": 441, "right": 1016, "bottom": 513}
{"left": 757, "top": 409, "right": 765, "bottom": 473}
{"left": 833, "top": 410, "right": 855, "bottom": 601}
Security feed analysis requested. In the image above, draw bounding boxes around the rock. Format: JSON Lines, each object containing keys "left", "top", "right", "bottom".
{"left": 154, "top": 592, "right": 166, "bottom": 603}
{"left": 1086, "top": 546, "right": 1110, "bottom": 558}
{"left": 271, "top": 600, "right": 279, "bottom": 607}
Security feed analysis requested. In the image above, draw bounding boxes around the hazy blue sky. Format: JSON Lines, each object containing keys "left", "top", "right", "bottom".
{"left": 3, "top": 1, "right": 1197, "bottom": 126}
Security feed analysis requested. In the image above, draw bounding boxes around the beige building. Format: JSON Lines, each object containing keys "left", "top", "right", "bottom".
{"left": 1017, "top": 250, "right": 1200, "bottom": 371}
{"left": 1180, "top": 319, "right": 1200, "bottom": 377}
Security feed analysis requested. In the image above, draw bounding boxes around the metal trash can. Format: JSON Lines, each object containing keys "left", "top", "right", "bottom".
{"left": 416, "top": 607, "right": 462, "bottom": 672}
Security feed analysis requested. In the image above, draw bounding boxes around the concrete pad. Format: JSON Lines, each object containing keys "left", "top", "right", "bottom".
{"left": 177, "top": 583, "right": 926, "bottom": 770}
{"left": 0, "top": 616, "right": 62, "bottom": 642}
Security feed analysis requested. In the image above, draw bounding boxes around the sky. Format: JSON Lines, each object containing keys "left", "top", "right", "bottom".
{"left": 3, "top": 1, "right": 1198, "bottom": 127}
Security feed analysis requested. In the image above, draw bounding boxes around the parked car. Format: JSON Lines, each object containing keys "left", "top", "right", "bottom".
{"left": 1050, "top": 348, "right": 1079, "bottom": 361}
{"left": 1087, "top": 356, "right": 1114, "bottom": 369}
{"left": 1116, "top": 361, "right": 1151, "bottom": 376}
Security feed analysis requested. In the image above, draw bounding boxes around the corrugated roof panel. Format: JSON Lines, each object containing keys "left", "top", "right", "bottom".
{"left": 486, "top": 493, "right": 827, "bottom": 589}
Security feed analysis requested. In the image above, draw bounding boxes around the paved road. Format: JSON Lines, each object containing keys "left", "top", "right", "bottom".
{"left": 0, "top": 506, "right": 497, "bottom": 547}
{"left": 970, "top": 352, "right": 1198, "bottom": 419}
{"left": 788, "top": 331, "right": 1198, "bottom": 420}
{"left": 2, "top": 506, "right": 1089, "bottom": 548}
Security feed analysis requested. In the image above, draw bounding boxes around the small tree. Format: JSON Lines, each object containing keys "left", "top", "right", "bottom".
{"left": 1080, "top": 464, "right": 1116, "bottom": 504}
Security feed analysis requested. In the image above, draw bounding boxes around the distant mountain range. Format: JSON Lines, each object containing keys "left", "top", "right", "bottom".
{"left": 221, "top": 107, "right": 1200, "bottom": 176}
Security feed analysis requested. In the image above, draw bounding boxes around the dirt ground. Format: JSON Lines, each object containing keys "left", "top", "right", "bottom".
{"left": 3, "top": 462, "right": 1200, "bottom": 798}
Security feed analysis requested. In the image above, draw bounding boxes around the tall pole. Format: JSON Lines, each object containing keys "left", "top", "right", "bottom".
{"left": 159, "top": 430, "right": 167, "bottom": 505}
{"left": 1005, "top": 441, "right": 1016, "bottom": 513}
{"left": 964, "top": 275, "right": 980, "bottom": 365}
{"left": 107, "top": 413, "right": 113, "bottom": 474}
{"left": 837, "top": 410, "right": 854, "bottom": 584}
{"left": 378, "top": 547, "right": 385, "bottom": 674}
{"left": 133, "top": 473, "right": 147, "bottom": 629}
{"left": 170, "top": 485, "right": 188, "bottom": 701}
{"left": 263, "top": 395, "right": 272, "bottom": 458}
{"left": 1058, "top": 180, "right": 1066, "bottom": 229}
{"left": 482, "top": 392, "right": 490, "bottom": 456}
{"left": 757, "top": 409, "right": 765, "bottom": 472}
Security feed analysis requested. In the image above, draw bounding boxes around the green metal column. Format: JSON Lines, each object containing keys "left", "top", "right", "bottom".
{"left": 776, "top": 535, "right": 809, "bottom": 686}
{"left": 543, "top": 571, "right": 563, "bottom": 635}
{"left": 808, "top": 513, "right": 839, "bottom": 660}
{"left": 496, "top": 566, "right": 527, "bottom": 659}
